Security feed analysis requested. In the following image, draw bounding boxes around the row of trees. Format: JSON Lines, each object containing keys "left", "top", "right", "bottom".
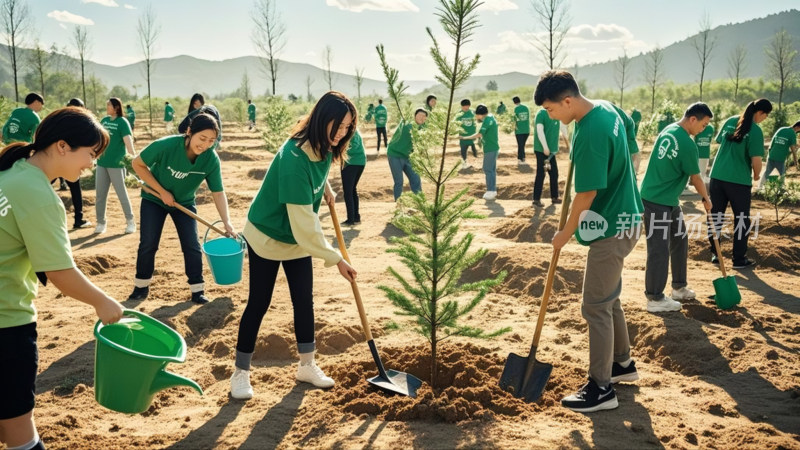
{"left": 0, "top": 0, "right": 160, "bottom": 122}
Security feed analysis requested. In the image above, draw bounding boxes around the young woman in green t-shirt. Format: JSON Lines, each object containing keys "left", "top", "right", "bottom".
{"left": 230, "top": 91, "right": 358, "bottom": 399}
{"left": 95, "top": 97, "right": 137, "bottom": 235}
{"left": 707, "top": 98, "right": 772, "bottom": 269}
{"left": 128, "top": 113, "right": 236, "bottom": 305}
{"left": 0, "top": 108, "right": 124, "bottom": 450}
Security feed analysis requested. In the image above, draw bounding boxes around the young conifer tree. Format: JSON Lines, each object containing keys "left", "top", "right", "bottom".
{"left": 376, "top": 0, "right": 508, "bottom": 390}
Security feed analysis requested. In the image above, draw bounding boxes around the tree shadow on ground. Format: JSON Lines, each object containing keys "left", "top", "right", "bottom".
{"left": 580, "top": 385, "right": 665, "bottom": 449}
{"left": 37, "top": 341, "right": 95, "bottom": 394}
{"left": 735, "top": 270, "right": 800, "bottom": 315}
{"left": 165, "top": 400, "right": 246, "bottom": 450}
{"left": 71, "top": 233, "right": 125, "bottom": 250}
{"left": 240, "top": 385, "right": 312, "bottom": 449}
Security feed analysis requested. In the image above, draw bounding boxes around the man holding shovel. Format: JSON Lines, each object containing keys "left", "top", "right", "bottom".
{"left": 640, "top": 103, "right": 713, "bottom": 313}
{"left": 535, "top": 71, "right": 643, "bottom": 413}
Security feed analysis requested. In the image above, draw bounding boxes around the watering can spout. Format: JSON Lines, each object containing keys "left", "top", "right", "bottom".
{"left": 151, "top": 370, "right": 203, "bottom": 396}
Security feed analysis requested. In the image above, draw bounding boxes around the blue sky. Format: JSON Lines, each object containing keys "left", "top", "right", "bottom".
{"left": 28, "top": 0, "right": 799, "bottom": 80}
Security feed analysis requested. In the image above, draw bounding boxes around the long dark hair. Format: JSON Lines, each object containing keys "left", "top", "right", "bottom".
{"left": 108, "top": 97, "right": 124, "bottom": 118}
{"left": 185, "top": 113, "right": 219, "bottom": 138}
{"left": 0, "top": 107, "right": 110, "bottom": 171}
{"left": 189, "top": 93, "right": 205, "bottom": 114}
{"left": 730, "top": 98, "right": 772, "bottom": 143}
{"left": 290, "top": 91, "right": 357, "bottom": 161}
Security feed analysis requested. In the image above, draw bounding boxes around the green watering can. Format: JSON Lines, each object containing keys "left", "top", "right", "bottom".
{"left": 708, "top": 216, "right": 742, "bottom": 310}
{"left": 93, "top": 310, "right": 203, "bottom": 414}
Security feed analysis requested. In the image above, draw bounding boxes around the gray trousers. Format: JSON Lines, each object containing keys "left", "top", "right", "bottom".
{"left": 582, "top": 234, "right": 638, "bottom": 387}
{"left": 643, "top": 200, "right": 687, "bottom": 300}
{"left": 95, "top": 166, "right": 134, "bottom": 224}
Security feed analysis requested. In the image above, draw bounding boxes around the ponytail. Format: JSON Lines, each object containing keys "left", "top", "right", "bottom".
{"left": 730, "top": 98, "right": 772, "bottom": 143}
{"left": 0, "top": 142, "right": 35, "bottom": 171}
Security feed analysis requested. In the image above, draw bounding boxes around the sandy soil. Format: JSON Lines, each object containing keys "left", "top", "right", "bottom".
{"left": 26, "top": 120, "right": 800, "bottom": 450}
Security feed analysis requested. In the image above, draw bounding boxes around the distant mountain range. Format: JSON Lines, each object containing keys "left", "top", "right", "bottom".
{"left": 0, "top": 9, "right": 797, "bottom": 99}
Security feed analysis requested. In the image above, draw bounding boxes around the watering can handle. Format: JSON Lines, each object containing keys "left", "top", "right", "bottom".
{"left": 138, "top": 181, "right": 228, "bottom": 237}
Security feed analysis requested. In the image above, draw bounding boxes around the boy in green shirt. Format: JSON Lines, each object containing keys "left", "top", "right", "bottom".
{"left": 126, "top": 105, "right": 136, "bottom": 130}
{"left": 2, "top": 93, "right": 43, "bottom": 144}
{"left": 640, "top": 103, "right": 713, "bottom": 314}
{"left": 462, "top": 104, "right": 499, "bottom": 200}
{"left": 387, "top": 108, "right": 426, "bottom": 201}
{"left": 513, "top": 96, "right": 530, "bottom": 163}
{"left": 496, "top": 101, "right": 507, "bottom": 115}
{"left": 374, "top": 99, "right": 388, "bottom": 153}
{"left": 164, "top": 101, "right": 175, "bottom": 133}
{"left": 757, "top": 120, "right": 799, "bottom": 191}
{"left": 535, "top": 70, "right": 643, "bottom": 413}
{"left": 247, "top": 99, "right": 257, "bottom": 131}
{"left": 456, "top": 99, "right": 478, "bottom": 169}
{"left": 532, "top": 107, "right": 563, "bottom": 206}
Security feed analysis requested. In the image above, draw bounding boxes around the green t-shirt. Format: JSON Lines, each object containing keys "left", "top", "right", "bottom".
{"left": 139, "top": 135, "right": 224, "bottom": 207}
{"left": 344, "top": 130, "right": 366, "bottom": 167}
{"left": 479, "top": 115, "right": 499, "bottom": 153}
{"left": 457, "top": 109, "right": 476, "bottom": 145}
{"left": 248, "top": 103, "right": 257, "bottom": 121}
{"left": 248, "top": 138, "right": 331, "bottom": 244}
{"left": 640, "top": 124, "right": 701, "bottom": 207}
{"left": 694, "top": 124, "right": 714, "bottom": 159}
{"left": 630, "top": 109, "right": 642, "bottom": 136}
{"left": 514, "top": 104, "right": 530, "bottom": 134}
{"left": 387, "top": 121, "right": 415, "bottom": 159}
{"left": 612, "top": 104, "right": 639, "bottom": 155}
{"left": 0, "top": 160, "right": 74, "bottom": 328}
{"left": 496, "top": 103, "right": 507, "bottom": 115}
{"left": 97, "top": 116, "right": 132, "bottom": 168}
{"left": 710, "top": 116, "right": 765, "bottom": 186}
{"left": 571, "top": 100, "right": 643, "bottom": 245}
{"left": 2, "top": 107, "right": 41, "bottom": 144}
{"left": 164, "top": 104, "right": 174, "bottom": 122}
{"left": 533, "top": 108, "right": 560, "bottom": 154}
{"left": 374, "top": 104, "right": 388, "bottom": 127}
{"left": 767, "top": 126, "right": 797, "bottom": 162}
{"left": 127, "top": 107, "right": 136, "bottom": 124}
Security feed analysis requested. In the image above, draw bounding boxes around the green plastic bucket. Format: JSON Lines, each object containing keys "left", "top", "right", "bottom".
{"left": 94, "top": 310, "right": 203, "bottom": 414}
{"left": 713, "top": 275, "right": 742, "bottom": 310}
{"left": 202, "top": 222, "right": 245, "bottom": 285}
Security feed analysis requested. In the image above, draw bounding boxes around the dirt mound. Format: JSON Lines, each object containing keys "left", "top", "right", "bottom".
{"left": 688, "top": 216, "right": 800, "bottom": 272}
{"left": 318, "top": 342, "right": 579, "bottom": 423}
{"left": 316, "top": 322, "right": 383, "bottom": 354}
{"left": 247, "top": 168, "right": 266, "bottom": 180}
{"left": 195, "top": 191, "right": 252, "bottom": 209}
{"left": 217, "top": 150, "right": 258, "bottom": 161}
{"left": 253, "top": 332, "right": 297, "bottom": 361}
{"left": 74, "top": 254, "right": 122, "bottom": 275}
{"left": 491, "top": 206, "right": 560, "bottom": 242}
{"left": 462, "top": 247, "right": 584, "bottom": 299}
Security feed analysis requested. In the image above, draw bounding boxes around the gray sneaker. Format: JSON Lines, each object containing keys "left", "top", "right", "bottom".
{"left": 647, "top": 296, "right": 682, "bottom": 313}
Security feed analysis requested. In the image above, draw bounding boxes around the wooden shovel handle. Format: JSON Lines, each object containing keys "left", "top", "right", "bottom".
{"left": 328, "top": 200, "right": 374, "bottom": 341}
{"left": 707, "top": 215, "right": 728, "bottom": 278}
{"left": 139, "top": 182, "right": 227, "bottom": 237}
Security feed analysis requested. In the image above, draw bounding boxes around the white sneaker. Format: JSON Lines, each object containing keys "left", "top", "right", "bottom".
{"left": 482, "top": 191, "right": 497, "bottom": 200}
{"left": 647, "top": 296, "right": 682, "bottom": 313}
{"left": 124, "top": 219, "right": 136, "bottom": 234}
{"left": 93, "top": 222, "right": 106, "bottom": 234}
{"left": 296, "top": 362, "right": 335, "bottom": 388}
{"left": 230, "top": 368, "right": 254, "bottom": 399}
{"left": 461, "top": 160, "right": 471, "bottom": 170}
{"left": 671, "top": 286, "right": 696, "bottom": 301}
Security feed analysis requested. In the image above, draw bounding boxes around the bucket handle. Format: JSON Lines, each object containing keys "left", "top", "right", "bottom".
{"left": 203, "top": 220, "right": 246, "bottom": 251}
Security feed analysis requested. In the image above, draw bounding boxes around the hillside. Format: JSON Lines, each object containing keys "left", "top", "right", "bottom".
{"left": 0, "top": 9, "right": 796, "bottom": 99}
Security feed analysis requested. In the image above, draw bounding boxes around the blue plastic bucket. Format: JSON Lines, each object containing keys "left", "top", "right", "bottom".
{"left": 202, "top": 221, "right": 245, "bottom": 285}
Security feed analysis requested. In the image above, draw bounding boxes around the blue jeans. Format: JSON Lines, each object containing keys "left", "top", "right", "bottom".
{"left": 482, "top": 151, "right": 498, "bottom": 191}
{"left": 388, "top": 156, "right": 421, "bottom": 201}
{"left": 135, "top": 198, "right": 204, "bottom": 287}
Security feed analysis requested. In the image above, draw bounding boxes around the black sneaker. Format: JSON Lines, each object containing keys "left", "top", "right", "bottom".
{"left": 732, "top": 259, "right": 756, "bottom": 269}
{"left": 561, "top": 378, "right": 618, "bottom": 412}
{"left": 551, "top": 198, "right": 563, "bottom": 205}
{"left": 73, "top": 219, "right": 93, "bottom": 229}
{"left": 532, "top": 200, "right": 545, "bottom": 207}
{"left": 611, "top": 360, "right": 639, "bottom": 383}
{"left": 341, "top": 220, "right": 355, "bottom": 226}
{"left": 710, "top": 254, "right": 719, "bottom": 265}
{"left": 127, "top": 286, "right": 149, "bottom": 301}
{"left": 191, "top": 291, "right": 210, "bottom": 304}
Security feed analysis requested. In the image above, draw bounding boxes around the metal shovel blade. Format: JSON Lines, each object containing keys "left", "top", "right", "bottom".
{"left": 499, "top": 352, "right": 553, "bottom": 403}
{"left": 368, "top": 369, "right": 422, "bottom": 398}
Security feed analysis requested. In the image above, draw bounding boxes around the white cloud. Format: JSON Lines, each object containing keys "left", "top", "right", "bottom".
{"left": 81, "top": 0, "right": 119, "bottom": 6}
{"left": 124, "top": 4, "right": 136, "bottom": 9}
{"left": 477, "top": 0, "right": 518, "bottom": 13}
{"left": 568, "top": 24, "right": 633, "bottom": 42}
{"left": 47, "top": 10, "right": 95, "bottom": 25}
{"left": 326, "top": 0, "right": 419, "bottom": 13}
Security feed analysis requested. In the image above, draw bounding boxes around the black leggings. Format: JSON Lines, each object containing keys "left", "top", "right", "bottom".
{"left": 235, "top": 246, "right": 315, "bottom": 354}
{"left": 341, "top": 164, "right": 365, "bottom": 223}
{"left": 376, "top": 127, "right": 387, "bottom": 151}
{"left": 515, "top": 133, "right": 529, "bottom": 161}
{"left": 707, "top": 178, "right": 752, "bottom": 265}
{"left": 533, "top": 151, "right": 560, "bottom": 200}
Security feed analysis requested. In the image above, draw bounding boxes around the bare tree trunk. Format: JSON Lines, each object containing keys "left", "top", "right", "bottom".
{"left": 727, "top": 44, "right": 747, "bottom": 103}
{"left": 322, "top": 45, "right": 334, "bottom": 90}
{"left": 614, "top": 48, "right": 631, "bottom": 109}
{"left": 530, "top": 0, "right": 570, "bottom": 70}
{"left": 137, "top": 5, "right": 161, "bottom": 125}
{"left": 692, "top": 14, "right": 716, "bottom": 101}
{"left": 766, "top": 29, "right": 797, "bottom": 110}
{"left": 252, "top": 0, "right": 286, "bottom": 96}
{"left": 2, "top": 0, "right": 31, "bottom": 103}
{"left": 644, "top": 46, "right": 664, "bottom": 112}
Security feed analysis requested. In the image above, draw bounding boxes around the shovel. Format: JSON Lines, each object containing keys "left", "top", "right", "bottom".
{"left": 708, "top": 215, "right": 742, "bottom": 309}
{"left": 137, "top": 180, "right": 228, "bottom": 237}
{"left": 328, "top": 200, "right": 422, "bottom": 397}
{"left": 499, "top": 159, "right": 574, "bottom": 403}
